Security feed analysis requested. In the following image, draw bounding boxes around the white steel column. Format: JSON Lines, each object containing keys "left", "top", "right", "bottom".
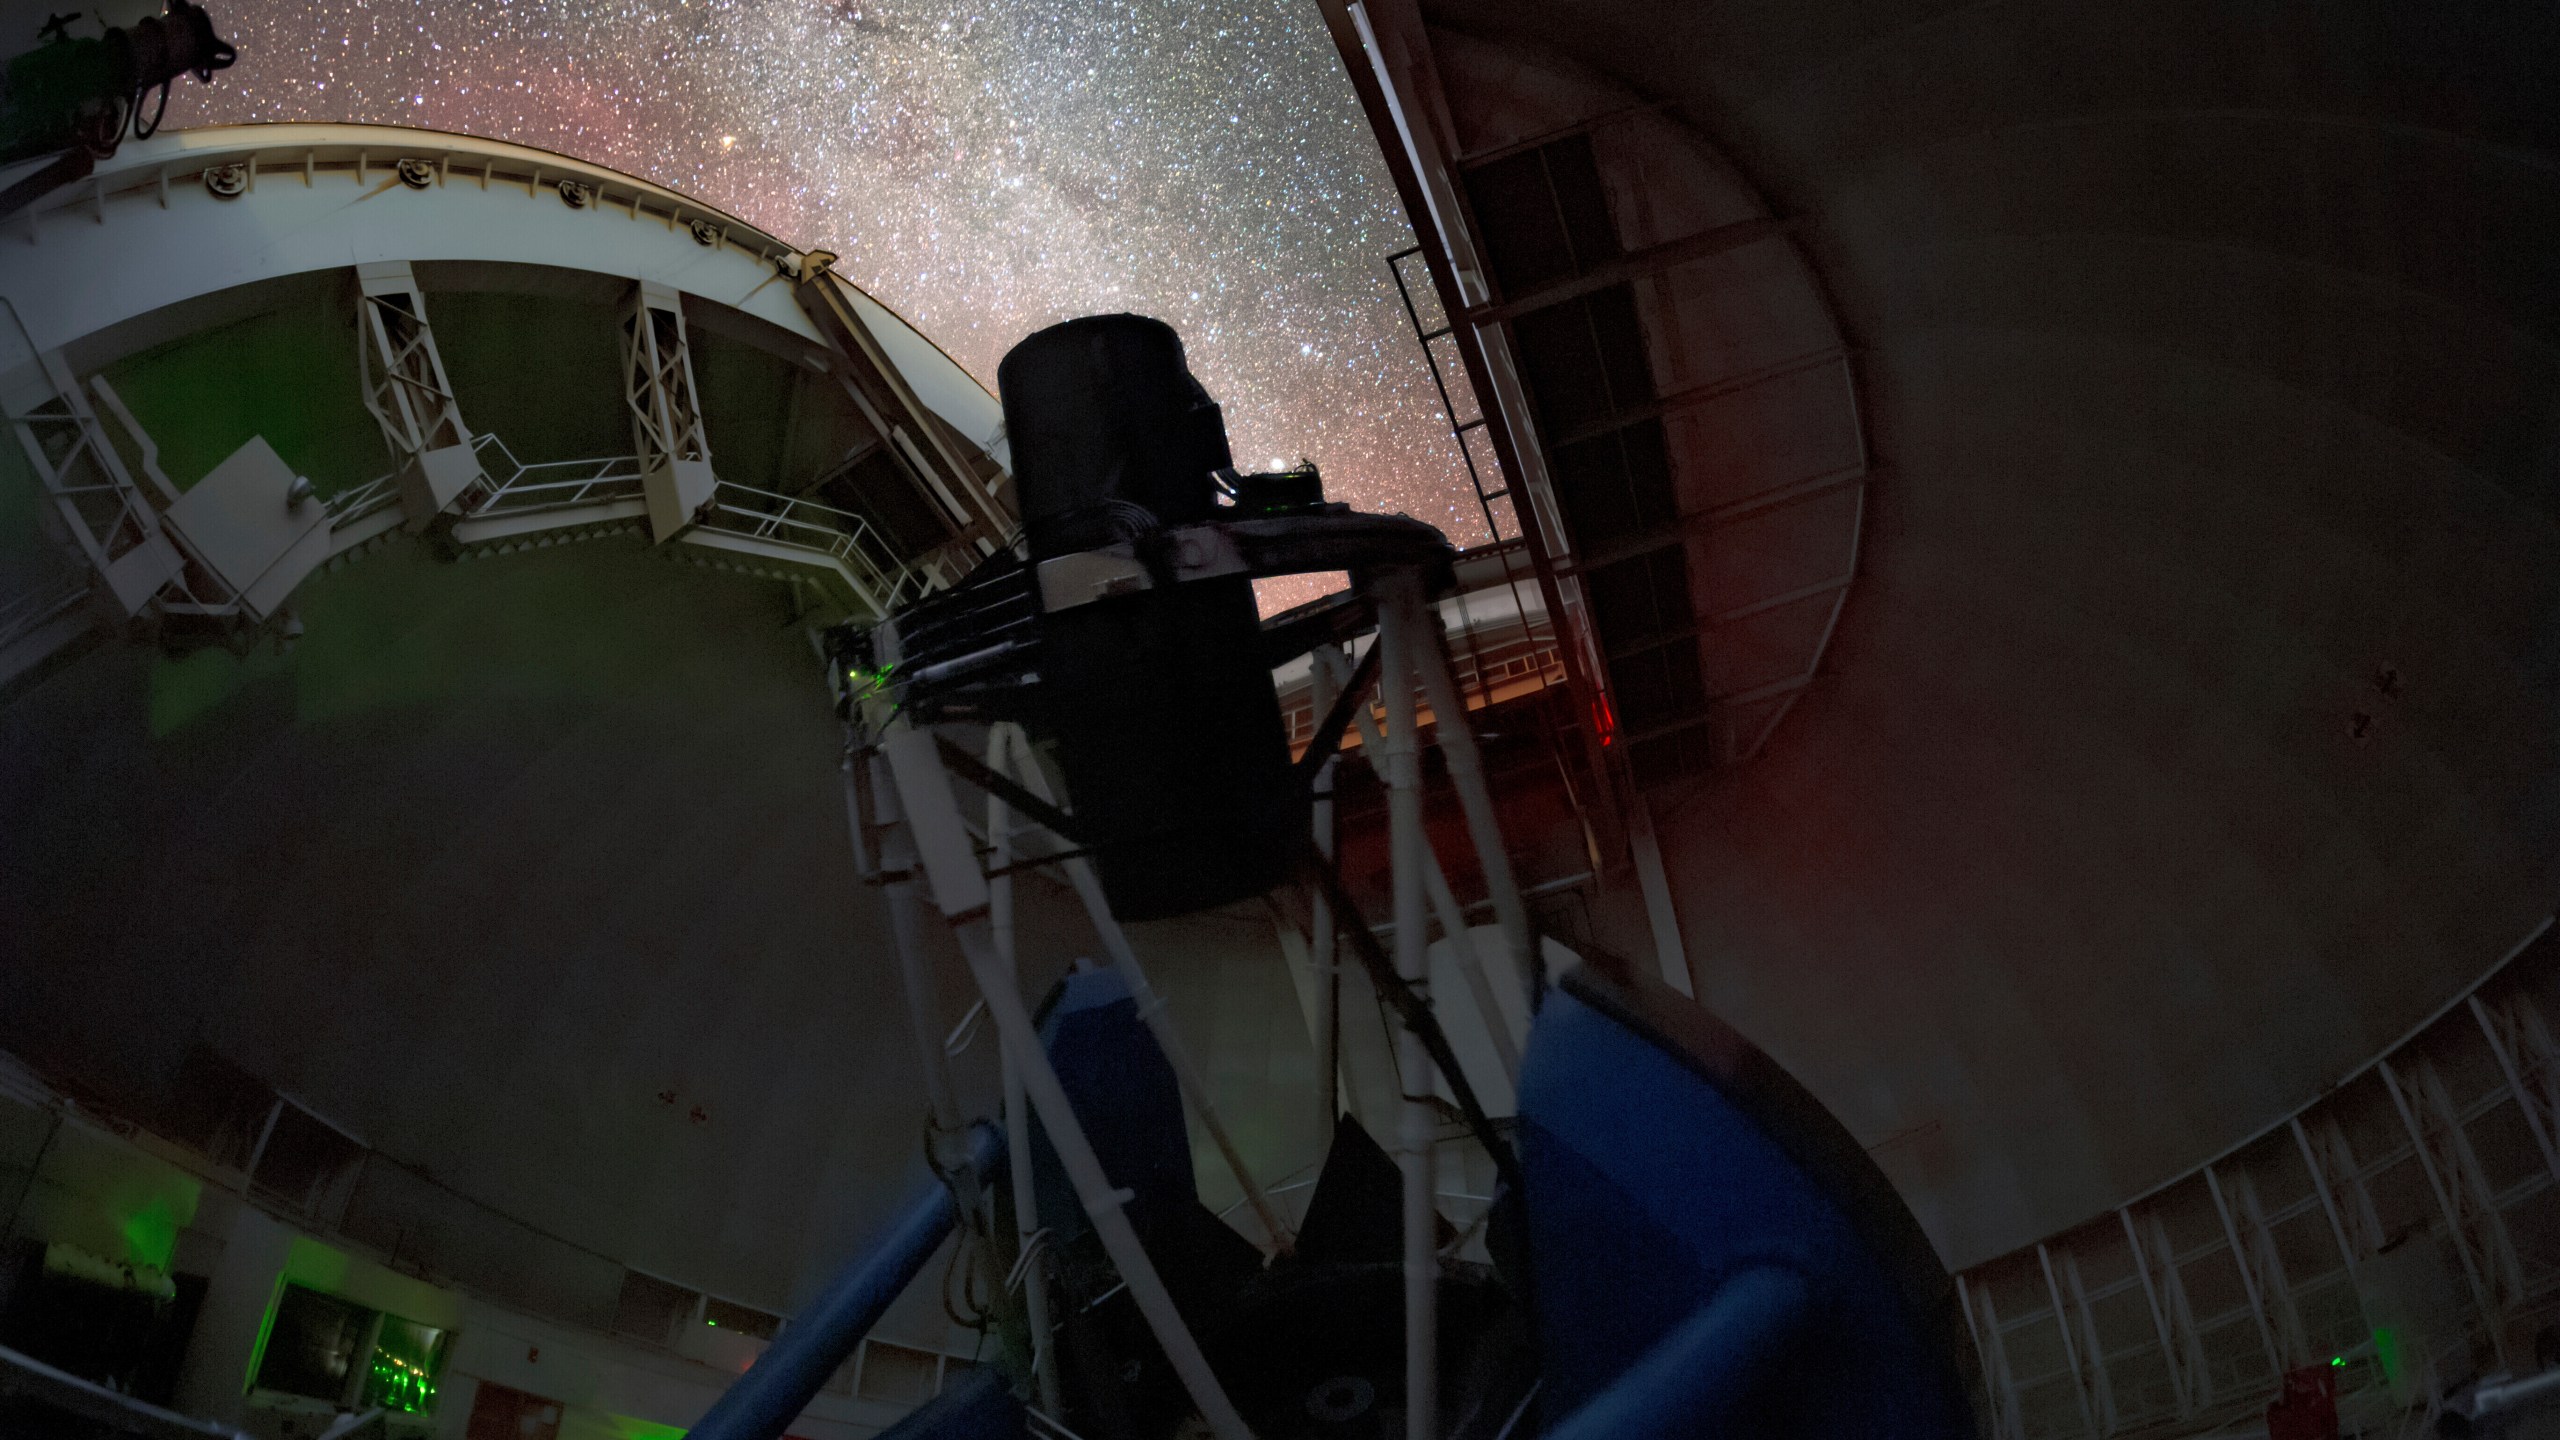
{"left": 1625, "top": 798, "right": 1696, "bottom": 997}
{"left": 2059, "top": 1249, "right": 2118, "bottom": 1434}
{"left": 1968, "top": 1277, "right": 2027, "bottom": 1440}
{"left": 2294, "top": 1116, "right": 2385, "bottom": 1272}
{"left": 7, "top": 346, "right": 184, "bottom": 613}
{"left": 1319, "top": 645, "right": 1522, "bottom": 1070}
{"left": 2380, "top": 1057, "right": 2526, "bottom": 1345}
{"left": 622, "top": 279, "right": 717, "bottom": 541}
{"left": 2130, "top": 1208, "right": 2209, "bottom": 1412}
{"left": 2119, "top": 1207, "right": 2190, "bottom": 1417}
{"left": 2472, "top": 991, "right": 2560, "bottom": 1188}
{"left": 1308, "top": 648, "right": 1343, "bottom": 1135}
{"left": 877, "top": 729, "right": 1255, "bottom": 1440}
{"left": 1407, "top": 595, "right": 1542, "bottom": 1016}
{"left": 355, "top": 260, "right": 484, "bottom": 530}
{"left": 850, "top": 745, "right": 965, "bottom": 1141}
{"left": 990, "top": 726, "right": 1293, "bottom": 1255}
{"left": 1955, "top": 1274, "right": 1998, "bottom": 1439}
{"left": 2201, "top": 1165, "right": 2287, "bottom": 1376}
{"left": 2034, "top": 1242, "right": 2098, "bottom": 1436}
{"left": 982, "top": 724, "right": 1062, "bottom": 1414}
{"left": 2218, "top": 1164, "right": 2310, "bottom": 1369}
{"left": 1379, "top": 572, "right": 1437, "bottom": 1440}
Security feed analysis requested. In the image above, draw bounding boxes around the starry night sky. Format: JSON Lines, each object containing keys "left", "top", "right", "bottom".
{"left": 166, "top": 0, "right": 1492, "bottom": 602}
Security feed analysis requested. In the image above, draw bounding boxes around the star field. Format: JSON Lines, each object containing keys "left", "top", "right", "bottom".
{"left": 167, "top": 0, "right": 1496, "bottom": 608}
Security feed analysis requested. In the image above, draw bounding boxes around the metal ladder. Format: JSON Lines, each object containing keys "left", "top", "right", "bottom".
{"left": 1388, "top": 245, "right": 1514, "bottom": 547}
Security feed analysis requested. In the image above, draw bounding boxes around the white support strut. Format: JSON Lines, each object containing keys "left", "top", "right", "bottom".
{"left": 875, "top": 727, "right": 1257, "bottom": 1440}
{"left": 355, "top": 260, "right": 486, "bottom": 530}
{"left": 1317, "top": 645, "right": 1521, "bottom": 1078}
{"left": 1405, "top": 593, "right": 1544, "bottom": 1018}
{"left": 982, "top": 723, "right": 1063, "bottom": 1414}
{"left": 622, "top": 279, "right": 718, "bottom": 542}
{"left": 990, "top": 724, "right": 1296, "bottom": 1256}
{"left": 1309, "top": 649, "right": 1343, "bottom": 1136}
{"left": 851, "top": 745, "right": 965, "bottom": 1141}
{"left": 1377, "top": 571, "right": 1439, "bottom": 1440}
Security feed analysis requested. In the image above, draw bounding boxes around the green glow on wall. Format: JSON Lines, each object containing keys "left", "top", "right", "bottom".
{"left": 98, "top": 287, "right": 387, "bottom": 498}
{"left": 2375, "top": 1328, "right": 2402, "bottom": 1388}
{"left": 149, "top": 642, "right": 291, "bottom": 737}
{"left": 281, "top": 1235, "right": 355, "bottom": 1294}
{"left": 367, "top": 1351, "right": 436, "bottom": 1414}
{"left": 362, "top": 1317, "right": 450, "bottom": 1417}
{"left": 118, "top": 1195, "right": 180, "bottom": 1272}
{"left": 241, "top": 1278, "right": 287, "bottom": 1395}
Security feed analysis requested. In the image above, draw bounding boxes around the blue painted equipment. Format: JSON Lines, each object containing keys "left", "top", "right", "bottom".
{"left": 1515, "top": 953, "right": 1973, "bottom": 1437}
{"left": 685, "top": 1122, "right": 1005, "bottom": 1440}
{"left": 1029, "top": 968, "right": 1196, "bottom": 1238}
{"left": 869, "top": 1366, "right": 1024, "bottom": 1440}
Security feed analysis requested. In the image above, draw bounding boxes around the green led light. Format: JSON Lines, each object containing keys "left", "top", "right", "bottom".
{"left": 366, "top": 1352, "right": 437, "bottom": 1415}
{"left": 2331, "top": 1356, "right": 2345, "bottom": 1367}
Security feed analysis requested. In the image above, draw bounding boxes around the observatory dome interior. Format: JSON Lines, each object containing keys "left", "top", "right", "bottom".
{"left": 0, "top": 2, "right": 2554, "bottom": 1440}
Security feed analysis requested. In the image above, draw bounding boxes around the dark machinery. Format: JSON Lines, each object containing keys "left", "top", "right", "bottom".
{"left": 839, "top": 314, "right": 1443, "bottom": 920}
{"left": 750, "top": 316, "right": 1976, "bottom": 1440}
{"left": 0, "top": 4, "right": 236, "bottom": 220}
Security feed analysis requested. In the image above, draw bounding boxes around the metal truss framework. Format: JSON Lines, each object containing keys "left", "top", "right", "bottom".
{"left": 791, "top": 265, "right": 1011, "bottom": 564}
{"left": 9, "top": 268, "right": 961, "bottom": 692}
{"left": 356, "top": 261, "right": 487, "bottom": 530}
{"left": 620, "top": 280, "right": 719, "bottom": 544}
{"left": 7, "top": 345, "right": 184, "bottom": 616}
{"left": 1960, "top": 920, "right": 2560, "bottom": 1440}
{"left": 357, "top": 262, "right": 470, "bottom": 462}
{"left": 2380, "top": 1054, "right": 2529, "bottom": 1329}
{"left": 840, "top": 561, "right": 1539, "bottom": 1440}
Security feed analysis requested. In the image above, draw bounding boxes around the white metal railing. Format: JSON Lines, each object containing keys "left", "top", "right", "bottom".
{"left": 326, "top": 472, "right": 400, "bottom": 528}
{"left": 466, "top": 433, "right": 644, "bottom": 519}
{"left": 315, "top": 434, "right": 951, "bottom": 612}
{"left": 0, "top": 578, "right": 88, "bottom": 654}
{"left": 1957, "top": 916, "right": 2560, "bottom": 1440}
{"left": 697, "top": 479, "right": 924, "bottom": 610}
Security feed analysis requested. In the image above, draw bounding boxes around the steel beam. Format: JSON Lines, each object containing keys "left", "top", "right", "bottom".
{"left": 355, "top": 260, "right": 484, "bottom": 530}
{"left": 9, "top": 346, "right": 184, "bottom": 613}
{"left": 2290, "top": 1116, "right": 2376, "bottom": 1284}
{"left": 2212, "top": 1164, "right": 2310, "bottom": 1370}
{"left": 2380, "top": 1057, "right": 2526, "bottom": 1342}
{"left": 2472, "top": 991, "right": 2560, "bottom": 1188}
{"left": 2058, "top": 1249, "right": 2118, "bottom": 1434}
{"left": 1314, "top": 0, "right": 1624, "bottom": 853}
{"left": 793, "top": 269, "right": 1008, "bottom": 553}
{"left": 621, "top": 279, "right": 718, "bottom": 542}
{"left": 875, "top": 728, "right": 1254, "bottom": 1440}
{"left": 1967, "top": 1275, "right": 2027, "bottom": 1440}
{"left": 2118, "top": 1207, "right": 2190, "bottom": 1418}
{"left": 2035, "top": 1242, "right": 2100, "bottom": 1436}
